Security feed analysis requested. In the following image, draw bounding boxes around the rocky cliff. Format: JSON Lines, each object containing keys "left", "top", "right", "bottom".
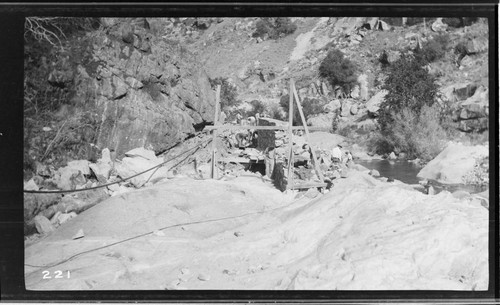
{"left": 27, "top": 18, "right": 216, "bottom": 160}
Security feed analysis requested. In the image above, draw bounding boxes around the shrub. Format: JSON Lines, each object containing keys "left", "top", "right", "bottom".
{"left": 319, "top": 49, "right": 358, "bottom": 95}
{"left": 415, "top": 34, "right": 450, "bottom": 64}
{"left": 442, "top": 18, "right": 462, "bottom": 28}
{"left": 279, "top": 95, "right": 327, "bottom": 125}
{"left": 252, "top": 17, "right": 297, "bottom": 40}
{"left": 385, "top": 104, "right": 447, "bottom": 161}
{"left": 379, "top": 55, "right": 438, "bottom": 131}
{"left": 209, "top": 77, "right": 241, "bottom": 111}
{"left": 248, "top": 100, "right": 266, "bottom": 116}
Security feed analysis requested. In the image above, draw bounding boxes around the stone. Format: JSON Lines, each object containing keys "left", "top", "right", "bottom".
{"left": 350, "top": 86, "right": 360, "bottom": 99}
{"left": 324, "top": 99, "right": 341, "bottom": 112}
{"left": 55, "top": 167, "right": 86, "bottom": 191}
{"left": 125, "top": 147, "right": 158, "bottom": 161}
{"left": 417, "top": 142, "right": 488, "bottom": 184}
{"left": 125, "top": 76, "right": 144, "bottom": 89}
{"left": 321, "top": 82, "right": 330, "bottom": 96}
{"left": 306, "top": 113, "right": 336, "bottom": 129}
{"left": 340, "top": 100, "right": 353, "bottom": 117}
{"left": 431, "top": 18, "right": 448, "bottom": 32}
{"left": 366, "top": 90, "right": 388, "bottom": 115}
{"left": 388, "top": 152, "right": 397, "bottom": 160}
{"left": 350, "top": 104, "right": 359, "bottom": 115}
{"left": 369, "top": 169, "right": 380, "bottom": 177}
{"left": 234, "top": 231, "right": 244, "bottom": 237}
{"left": 67, "top": 160, "right": 91, "bottom": 176}
{"left": 115, "top": 157, "right": 168, "bottom": 187}
{"left": 460, "top": 55, "right": 474, "bottom": 68}
{"left": 34, "top": 215, "right": 55, "bottom": 234}
{"left": 377, "top": 20, "right": 390, "bottom": 31}
{"left": 24, "top": 179, "right": 39, "bottom": 191}
{"left": 427, "top": 186, "right": 436, "bottom": 195}
{"left": 56, "top": 212, "right": 77, "bottom": 225}
{"left": 197, "top": 273, "right": 211, "bottom": 281}
{"left": 465, "top": 37, "right": 488, "bottom": 54}
{"left": 72, "top": 229, "right": 85, "bottom": 240}
{"left": 304, "top": 188, "right": 319, "bottom": 199}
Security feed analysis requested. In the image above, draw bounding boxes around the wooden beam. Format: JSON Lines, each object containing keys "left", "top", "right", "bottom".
{"left": 204, "top": 125, "right": 330, "bottom": 131}
{"left": 287, "top": 80, "right": 294, "bottom": 189}
{"left": 211, "top": 85, "right": 221, "bottom": 179}
{"left": 288, "top": 181, "right": 327, "bottom": 190}
{"left": 292, "top": 81, "right": 325, "bottom": 182}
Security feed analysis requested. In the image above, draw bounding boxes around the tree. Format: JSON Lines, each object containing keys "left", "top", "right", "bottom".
{"left": 378, "top": 55, "right": 438, "bottom": 131}
{"left": 209, "top": 77, "right": 241, "bottom": 111}
{"left": 319, "top": 49, "right": 358, "bottom": 95}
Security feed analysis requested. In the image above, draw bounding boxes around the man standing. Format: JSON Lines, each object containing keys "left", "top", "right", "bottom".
{"left": 331, "top": 144, "right": 343, "bottom": 163}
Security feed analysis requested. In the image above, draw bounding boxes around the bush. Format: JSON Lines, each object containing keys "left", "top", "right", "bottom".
{"left": 379, "top": 55, "right": 438, "bottom": 131}
{"left": 252, "top": 17, "right": 297, "bottom": 40}
{"left": 248, "top": 100, "right": 266, "bottom": 116}
{"left": 415, "top": 34, "right": 450, "bottom": 64}
{"left": 209, "top": 77, "right": 241, "bottom": 111}
{"left": 319, "top": 49, "right": 358, "bottom": 95}
{"left": 385, "top": 105, "right": 447, "bottom": 161}
{"left": 279, "top": 95, "right": 327, "bottom": 125}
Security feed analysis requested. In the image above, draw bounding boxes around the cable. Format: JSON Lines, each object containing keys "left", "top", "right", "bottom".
{"left": 24, "top": 200, "right": 291, "bottom": 269}
{"left": 23, "top": 139, "right": 211, "bottom": 194}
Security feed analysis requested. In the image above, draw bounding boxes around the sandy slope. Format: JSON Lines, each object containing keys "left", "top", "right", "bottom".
{"left": 25, "top": 171, "right": 488, "bottom": 290}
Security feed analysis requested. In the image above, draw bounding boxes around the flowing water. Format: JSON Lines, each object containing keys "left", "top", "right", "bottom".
{"left": 356, "top": 159, "right": 487, "bottom": 194}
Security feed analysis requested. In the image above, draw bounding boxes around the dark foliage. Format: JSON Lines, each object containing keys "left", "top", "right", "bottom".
{"left": 319, "top": 49, "right": 358, "bottom": 94}
{"left": 414, "top": 34, "right": 450, "bottom": 64}
{"left": 279, "top": 94, "right": 327, "bottom": 125}
{"left": 379, "top": 55, "right": 438, "bottom": 132}
{"left": 248, "top": 100, "right": 266, "bottom": 116}
{"left": 209, "top": 77, "right": 241, "bottom": 111}
{"left": 252, "top": 17, "right": 297, "bottom": 40}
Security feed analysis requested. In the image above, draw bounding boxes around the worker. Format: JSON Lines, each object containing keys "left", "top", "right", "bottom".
{"left": 236, "top": 112, "right": 243, "bottom": 125}
{"left": 344, "top": 150, "right": 353, "bottom": 166}
{"left": 331, "top": 144, "right": 343, "bottom": 163}
{"left": 247, "top": 116, "right": 256, "bottom": 126}
{"left": 219, "top": 110, "right": 227, "bottom": 124}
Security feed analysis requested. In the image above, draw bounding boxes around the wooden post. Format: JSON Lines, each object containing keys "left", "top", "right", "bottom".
{"left": 291, "top": 80, "right": 325, "bottom": 183}
{"left": 211, "top": 85, "right": 221, "bottom": 179}
{"left": 286, "top": 79, "right": 294, "bottom": 189}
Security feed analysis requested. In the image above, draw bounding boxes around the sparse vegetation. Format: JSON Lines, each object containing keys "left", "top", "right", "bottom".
{"left": 252, "top": 17, "right": 297, "bottom": 40}
{"left": 279, "top": 95, "right": 327, "bottom": 125}
{"left": 415, "top": 34, "right": 450, "bottom": 64}
{"left": 209, "top": 77, "right": 241, "bottom": 111}
{"left": 319, "top": 49, "right": 358, "bottom": 96}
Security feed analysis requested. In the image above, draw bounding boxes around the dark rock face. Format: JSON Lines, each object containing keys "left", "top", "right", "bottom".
{"left": 47, "top": 18, "right": 215, "bottom": 157}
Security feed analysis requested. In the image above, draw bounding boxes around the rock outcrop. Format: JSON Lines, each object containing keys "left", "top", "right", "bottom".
{"left": 47, "top": 18, "right": 215, "bottom": 157}
{"left": 417, "top": 142, "right": 488, "bottom": 184}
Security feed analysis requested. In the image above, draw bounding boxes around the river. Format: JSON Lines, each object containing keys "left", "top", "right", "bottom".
{"left": 356, "top": 159, "right": 487, "bottom": 194}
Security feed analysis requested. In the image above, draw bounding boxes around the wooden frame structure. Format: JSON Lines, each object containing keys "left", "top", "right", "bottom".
{"left": 209, "top": 79, "right": 325, "bottom": 190}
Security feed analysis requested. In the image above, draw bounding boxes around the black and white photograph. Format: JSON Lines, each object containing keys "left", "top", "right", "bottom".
{"left": 20, "top": 13, "right": 493, "bottom": 293}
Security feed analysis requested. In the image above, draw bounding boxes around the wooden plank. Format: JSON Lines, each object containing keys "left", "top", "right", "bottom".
{"left": 203, "top": 125, "right": 330, "bottom": 131}
{"left": 287, "top": 79, "right": 294, "bottom": 189}
{"left": 291, "top": 81, "right": 325, "bottom": 182}
{"left": 211, "top": 85, "right": 221, "bottom": 179}
{"left": 288, "top": 182, "right": 327, "bottom": 190}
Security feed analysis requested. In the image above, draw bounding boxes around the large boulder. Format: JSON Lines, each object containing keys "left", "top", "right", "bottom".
{"left": 324, "top": 99, "right": 341, "bottom": 113}
{"left": 340, "top": 99, "right": 353, "bottom": 117}
{"left": 307, "top": 113, "right": 336, "bottom": 130}
{"left": 366, "top": 90, "right": 388, "bottom": 116}
{"left": 115, "top": 151, "right": 170, "bottom": 187}
{"left": 417, "top": 142, "right": 488, "bottom": 184}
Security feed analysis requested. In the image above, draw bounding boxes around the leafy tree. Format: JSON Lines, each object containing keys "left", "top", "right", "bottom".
{"left": 378, "top": 55, "right": 438, "bottom": 132}
{"left": 279, "top": 94, "right": 326, "bottom": 125}
{"left": 252, "top": 17, "right": 297, "bottom": 40}
{"left": 209, "top": 77, "right": 241, "bottom": 111}
{"left": 319, "top": 49, "right": 358, "bottom": 95}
